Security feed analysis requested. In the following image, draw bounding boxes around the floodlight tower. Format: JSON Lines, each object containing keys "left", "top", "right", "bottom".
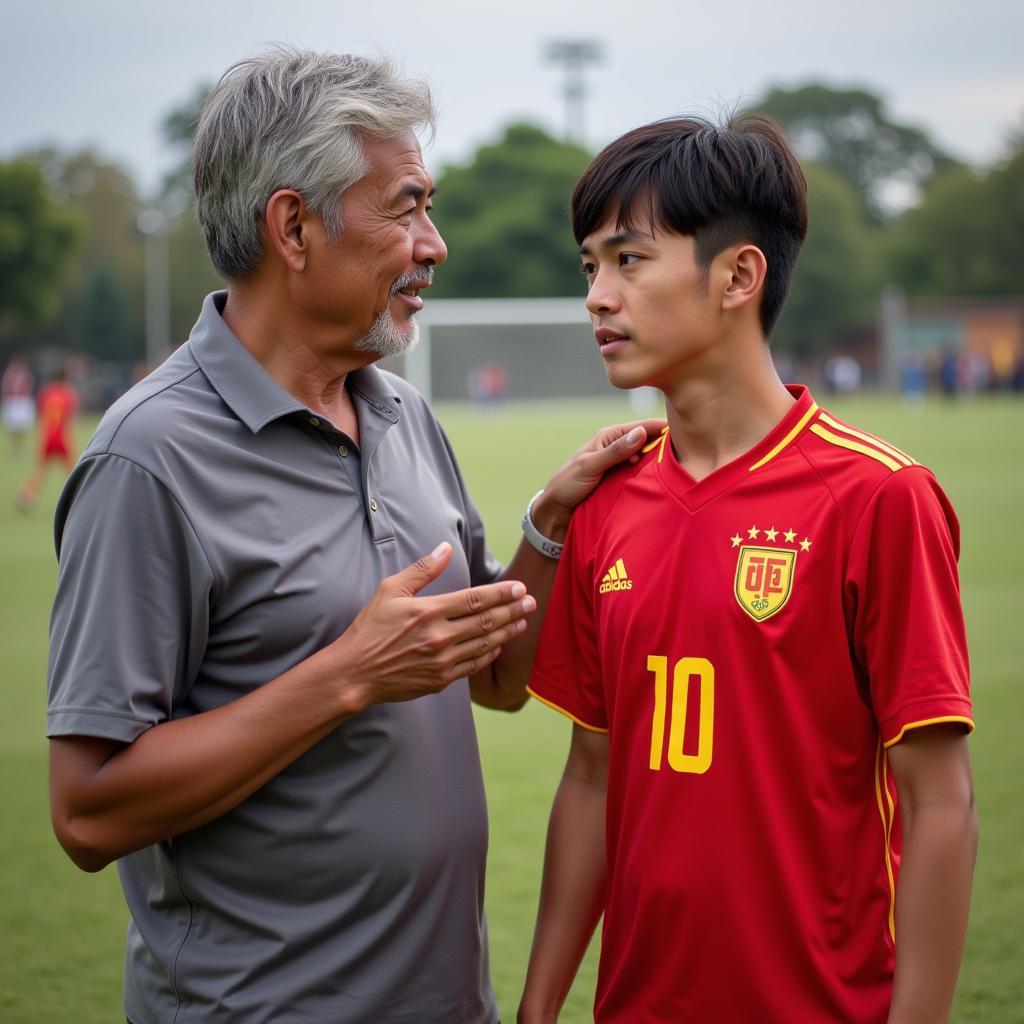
{"left": 544, "top": 39, "right": 603, "bottom": 146}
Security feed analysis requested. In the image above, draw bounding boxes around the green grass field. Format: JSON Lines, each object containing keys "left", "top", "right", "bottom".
{"left": 1, "top": 395, "right": 1021, "bottom": 1022}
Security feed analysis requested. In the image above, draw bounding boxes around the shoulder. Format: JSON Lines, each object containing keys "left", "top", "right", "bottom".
{"left": 82, "top": 344, "right": 210, "bottom": 464}
{"left": 797, "top": 407, "right": 939, "bottom": 510}
{"left": 574, "top": 440, "right": 659, "bottom": 534}
{"left": 796, "top": 407, "right": 958, "bottom": 544}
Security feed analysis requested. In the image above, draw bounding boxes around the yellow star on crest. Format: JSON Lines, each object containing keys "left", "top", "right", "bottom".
{"left": 747, "top": 525, "right": 760, "bottom": 539}
{"left": 800, "top": 537, "right": 812, "bottom": 552}
{"left": 730, "top": 534, "right": 742, "bottom": 548}
{"left": 765, "top": 527, "right": 779, "bottom": 541}
{"left": 784, "top": 529, "right": 797, "bottom": 543}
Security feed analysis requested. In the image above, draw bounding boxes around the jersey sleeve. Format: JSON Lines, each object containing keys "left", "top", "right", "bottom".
{"left": 528, "top": 510, "right": 608, "bottom": 732}
{"left": 845, "top": 466, "right": 972, "bottom": 747}
{"left": 47, "top": 453, "right": 215, "bottom": 743}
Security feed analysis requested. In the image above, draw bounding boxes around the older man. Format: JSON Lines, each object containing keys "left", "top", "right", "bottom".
{"left": 46, "top": 50, "right": 658, "bottom": 1024}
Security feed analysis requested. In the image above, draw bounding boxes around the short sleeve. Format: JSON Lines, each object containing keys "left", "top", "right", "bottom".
{"left": 845, "top": 466, "right": 972, "bottom": 746}
{"left": 528, "top": 512, "right": 608, "bottom": 732}
{"left": 47, "top": 454, "right": 215, "bottom": 743}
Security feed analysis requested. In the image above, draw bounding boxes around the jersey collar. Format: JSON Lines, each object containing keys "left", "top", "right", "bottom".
{"left": 654, "top": 385, "right": 820, "bottom": 510}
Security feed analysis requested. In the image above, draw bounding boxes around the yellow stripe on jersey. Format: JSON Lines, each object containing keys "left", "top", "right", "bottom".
{"left": 817, "top": 412, "right": 917, "bottom": 466}
{"left": 526, "top": 687, "right": 610, "bottom": 734}
{"left": 657, "top": 428, "right": 669, "bottom": 464}
{"left": 809, "top": 423, "right": 903, "bottom": 472}
{"left": 641, "top": 426, "right": 670, "bottom": 454}
{"left": 747, "top": 402, "right": 820, "bottom": 471}
{"left": 873, "top": 739, "right": 898, "bottom": 943}
{"left": 883, "top": 715, "right": 975, "bottom": 748}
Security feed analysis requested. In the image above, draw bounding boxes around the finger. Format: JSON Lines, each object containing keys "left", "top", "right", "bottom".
{"left": 387, "top": 541, "right": 453, "bottom": 597}
{"left": 461, "top": 616, "right": 530, "bottom": 660}
{"left": 447, "top": 644, "right": 502, "bottom": 683}
{"left": 446, "top": 593, "right": 537, "bottom": 644}
{"left": 584, "top": 424, "right": 655, "bottom": 472}
{"left": 434, "top": 578, "right": 531, "bottom": 620}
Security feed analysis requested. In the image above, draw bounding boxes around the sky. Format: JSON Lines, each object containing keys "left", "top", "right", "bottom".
{"left": 2, "top": 0, "right": 1022, "bottom": 197}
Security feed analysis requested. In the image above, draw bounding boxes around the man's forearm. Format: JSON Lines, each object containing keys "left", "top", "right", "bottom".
{"left": 519, "top": 769, "right": 607, "bottom": 1023}
{"left": 888, "top": 802, "right": 978, "bottom": 1023}
{"left": 50, "top": 644, "right": 362, "bottom": 870}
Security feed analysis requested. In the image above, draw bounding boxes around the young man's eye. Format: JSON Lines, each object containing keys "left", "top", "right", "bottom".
{"left": 619, "top": 252, "right": 640, "bottom": 267}
{"left": 580, "top": 262, "right": 596, "bottom": 277}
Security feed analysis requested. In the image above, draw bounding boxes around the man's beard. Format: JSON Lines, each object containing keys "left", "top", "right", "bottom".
{"left": 354, "top": 267, "right": 433, "bottom": 359}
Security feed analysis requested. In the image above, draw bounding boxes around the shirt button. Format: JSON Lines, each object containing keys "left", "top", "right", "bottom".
{"left": 338, "top": 444, "right": 348, "bottom": 457}
{"left": 310, "top": 417, "right": 320, "bottom": 427}
{"left": 369, "top": 498, "right": 378, "bottom": 512}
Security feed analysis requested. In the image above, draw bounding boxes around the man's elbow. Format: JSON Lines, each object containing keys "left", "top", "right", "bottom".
{"left": 51, "top": 810, "right": 116, "bottom": 873}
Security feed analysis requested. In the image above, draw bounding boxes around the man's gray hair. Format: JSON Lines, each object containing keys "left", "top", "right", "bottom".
{"left": 193, "top": 48, "right": 435, "bottom": 280}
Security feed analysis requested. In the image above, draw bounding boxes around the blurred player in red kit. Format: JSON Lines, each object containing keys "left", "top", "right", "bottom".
{"left": 16, "top": 367, "right": 78, "bottom": 512}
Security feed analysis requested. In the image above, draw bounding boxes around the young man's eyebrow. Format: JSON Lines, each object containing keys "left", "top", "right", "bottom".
{"left": 578, "top": 229, "right": 652, "bottom": 256}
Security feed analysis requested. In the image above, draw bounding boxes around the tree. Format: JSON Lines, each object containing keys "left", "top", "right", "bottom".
{"left": 0, "top": 160, "right": 78, "bottom": 342}
{"left": 21, "top": 147, "right": 147, "bottom": 358}
{"left": 750, "top": 84, "right": 959, "bottom": 222}
{"left": 78, "top": 262, "right": 135, "bottom": 361}
{"left": 772, "top": 162, "right": 879, "bottom": 355}
{"left": 429, "top": 123, "right": 591, "bottom": 298}
{"left": 888, "top": 132, "right": 1024, "bottom": 296}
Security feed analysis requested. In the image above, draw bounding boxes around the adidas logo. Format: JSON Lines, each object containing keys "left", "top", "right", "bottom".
{"left": 599, "top": 558, "right": 633, "bottom": 593}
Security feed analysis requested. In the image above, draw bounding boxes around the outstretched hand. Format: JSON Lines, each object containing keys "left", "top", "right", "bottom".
{"left": 330, "top": 542, "right": 537, "bottom": 712}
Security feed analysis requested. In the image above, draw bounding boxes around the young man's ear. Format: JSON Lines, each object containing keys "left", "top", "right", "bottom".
{"left": 264, "top": 189, "right": 310, "bottom": 273}
{"left": 720, "top": 244, "right": 767, "bottom": 314}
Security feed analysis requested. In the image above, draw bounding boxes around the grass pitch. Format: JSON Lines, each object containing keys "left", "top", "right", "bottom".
{"left": 0, "top": 394, "right": 1020, "bottom": 1022}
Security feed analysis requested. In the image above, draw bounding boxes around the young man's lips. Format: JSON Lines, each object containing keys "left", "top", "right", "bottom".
{"left": 595, "top": 327, "right": 629, "bottom": 353}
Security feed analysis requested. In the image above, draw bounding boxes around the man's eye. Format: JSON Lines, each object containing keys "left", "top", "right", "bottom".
{"left": 619, "top": 253, "right": 640, "bottom": 267}
{"left": 579, "top": 263, "right": 596, "bottom": 277}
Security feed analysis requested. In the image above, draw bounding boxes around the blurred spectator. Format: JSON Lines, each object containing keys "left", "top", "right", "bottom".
{"left": 964, "top": 351, "right": 991, "bottom": 395}
{"left": 823, "top": 354, "right": 862, "bottom": 395}
{"left": 2, "top": 355, "right": 36, "bottom": 454}
{"left": 939, "top": 349, "right": 961, "bottom": 400}
{"left": 900, "top": 354, "right": 927, "bottom": 411}
{"left": 15, "top": 366, "right": 78, "bottom": 513}
{"left": 990, "top": 339, "right": 1016, "bottom": 393}
{"left": 467, "top": 362, "right": 508, "bottom": 408}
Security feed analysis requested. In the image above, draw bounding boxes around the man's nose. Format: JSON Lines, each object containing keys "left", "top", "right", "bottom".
{"left": 585, "top": 271, "right": 619, "bottom": 316}
{"left": 415, "top": 218, "right": 447, "bottom": 267}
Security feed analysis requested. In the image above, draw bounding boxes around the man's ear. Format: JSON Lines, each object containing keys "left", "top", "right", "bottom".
{"left": 720, "top": 244, "right": 767, "bottom": 314}
{"left": 264, "top": 189, "right": 310, "bottom": 272}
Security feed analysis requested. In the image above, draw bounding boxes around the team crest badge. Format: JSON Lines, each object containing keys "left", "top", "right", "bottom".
{"left": 734, "top": 546, "right": 797, "bottom": 622}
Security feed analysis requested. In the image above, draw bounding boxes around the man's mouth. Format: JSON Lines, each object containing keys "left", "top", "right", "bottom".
{"left": 392, "top": 269, "right": 434, "bottom": 310}
{"left": 595, "top": 325, "right": 630, "bottom": 354}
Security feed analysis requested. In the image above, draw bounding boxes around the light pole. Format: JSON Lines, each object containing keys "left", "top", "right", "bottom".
{"left": 138, "top": 207, "right": 170, "bottom": 368}
{"left": 544, "top": 40, "right": 603, "bottom": 146}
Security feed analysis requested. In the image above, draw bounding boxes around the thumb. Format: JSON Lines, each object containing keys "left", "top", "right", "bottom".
{"left": 591, "top": 425, "right": 649, "bottom": 470}
{"left": 391, "top": 541, "right": 453, "bottom": 596}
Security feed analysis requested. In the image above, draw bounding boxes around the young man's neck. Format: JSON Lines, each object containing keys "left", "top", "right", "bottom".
{"left": 659, "top": 340, "right": 794, "bottom": 482}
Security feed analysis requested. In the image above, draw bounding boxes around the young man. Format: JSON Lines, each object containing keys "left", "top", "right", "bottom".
{"left": 519, "top": 116, "right": 977, "bottom": 1023}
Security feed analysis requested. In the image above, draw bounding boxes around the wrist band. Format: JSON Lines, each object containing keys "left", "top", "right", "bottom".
{"left": 521, "top": 490, "right": 564, "bottom": 560}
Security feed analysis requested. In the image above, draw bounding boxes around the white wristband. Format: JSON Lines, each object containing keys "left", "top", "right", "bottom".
{"left": 521, "top": 490, "right": 564, "bottom": 560}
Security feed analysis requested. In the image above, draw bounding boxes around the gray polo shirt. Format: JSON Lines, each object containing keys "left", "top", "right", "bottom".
{"left": 47, "top": 292, "right": 503, "bottom": 1024}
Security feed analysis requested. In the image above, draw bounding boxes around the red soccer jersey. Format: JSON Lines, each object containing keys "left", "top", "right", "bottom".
{"left": 528, "top": 386, "right": 972, "bottom": 1024}
{"left": 37, "top": 381, "right": 77, "bottom": 457}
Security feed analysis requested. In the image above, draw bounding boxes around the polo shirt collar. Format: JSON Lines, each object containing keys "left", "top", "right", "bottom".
{"left": 187, "top": 291, "right": 402, "bottom": 433}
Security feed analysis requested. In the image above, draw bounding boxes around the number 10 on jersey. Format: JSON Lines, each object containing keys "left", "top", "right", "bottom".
{"left": 647, "top": 655, "right": 715, "bottom": 773}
